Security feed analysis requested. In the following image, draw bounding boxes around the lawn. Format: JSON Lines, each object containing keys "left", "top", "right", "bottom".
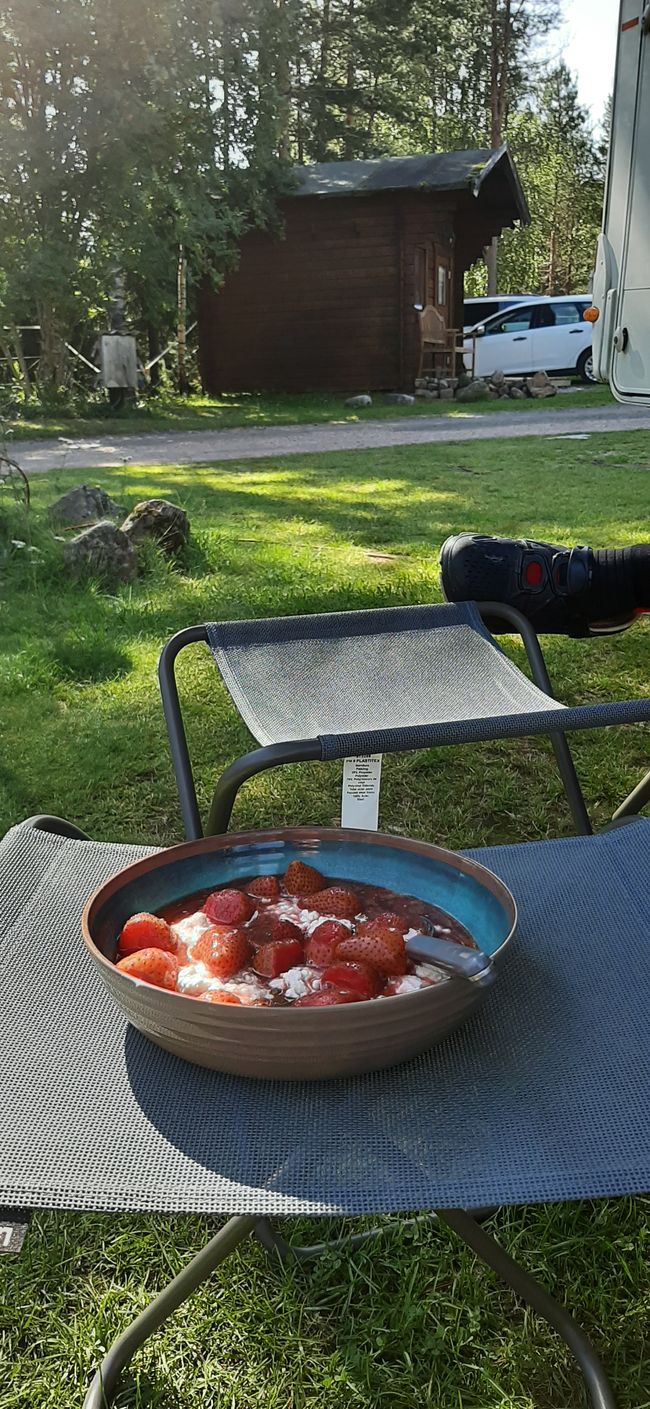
{"left": 4, "top": 382, "right": 615, "bottom": 441}
{"left": 1, "top": 431, "right": 649, "bottom": 1408}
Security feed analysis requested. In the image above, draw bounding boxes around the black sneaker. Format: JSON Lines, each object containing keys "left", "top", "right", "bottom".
{"left": 439, "top": 533, "right": 636, "bottom": 637}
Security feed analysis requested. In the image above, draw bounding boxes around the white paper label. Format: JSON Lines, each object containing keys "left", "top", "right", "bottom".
{"left": 341, "top": 754, "right": 382, "bottom": 830}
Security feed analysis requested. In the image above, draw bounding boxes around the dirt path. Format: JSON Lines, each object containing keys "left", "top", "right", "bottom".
{"left": 14, "top": 401, "right": 650, "bottom": 474}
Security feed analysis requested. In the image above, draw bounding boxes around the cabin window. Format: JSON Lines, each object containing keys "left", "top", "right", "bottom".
{"left": 437, "top": 264, "right": 447, "bottom": 307}
{"left": 414, "top": 246, "right": 428, "bottom": 310}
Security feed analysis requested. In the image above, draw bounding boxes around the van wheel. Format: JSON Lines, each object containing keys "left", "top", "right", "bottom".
{"left": 577, "top": 348, "right": 596, "bottom": 383}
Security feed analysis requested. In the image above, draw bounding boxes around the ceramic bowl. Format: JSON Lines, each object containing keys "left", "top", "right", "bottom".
{"left": 82, "top": 827, "right": 516, "bottom": 1080}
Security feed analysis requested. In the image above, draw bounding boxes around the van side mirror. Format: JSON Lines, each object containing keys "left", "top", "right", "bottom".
{"left": 475, "top": 324, "right": 486, "bottom": 337}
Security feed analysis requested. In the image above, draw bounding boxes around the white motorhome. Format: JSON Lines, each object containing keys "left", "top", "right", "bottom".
{"left": 592, "top": 0, "right": 650, "bottom": 400}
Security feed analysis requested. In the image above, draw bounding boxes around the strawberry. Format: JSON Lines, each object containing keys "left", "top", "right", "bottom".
{"left": 371, "top": 910, "right": 409, "bottom": 936}
{"left": 269, "top": 917, "right": 304, "bottom": 943}
{"left": 335, "top": 918, "right": 407, "bottom": 977}
{"left": 193, "top": 926, "right": 252, "bottom": 979}
{"left": 116, "top": 948, "right": 178, "bottom": 990}
{"left": 119, "top": 912, "right": 175, "bottom": 956}
{"left": 203, "top": 889, "right": 254, "bottom": 925}
{"left": 246, "top": 875, "right": 281, "bottom": 901}
{"left": 304, "top": 920, "right": 350, "bottom": 967}
{"left": 253, "top": 938, "right": 304, "bottom": 978}
{"left": 321, "top": 960, "right": 381, "bottom": 999}
{"left": 294, "top": 988, "right": 360, "bottom": 1007}
{"left": 175, "top": 941, "right": 190, "bottom": 967}
{"left": 310, "top": 887, "right": 361, "bottom": 921}
{"left": 201, "top": 990, "right": 243, "bottom": 1005}
{"left": 283, "top": 861, "right": 324, "bottom": 896}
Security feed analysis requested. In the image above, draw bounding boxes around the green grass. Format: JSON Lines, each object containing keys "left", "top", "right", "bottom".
{"left": 4, "top": 382, "right": 615, "bottom": 441}
{"left": 1, "top": 431, "right": 649, "bottom": 1407}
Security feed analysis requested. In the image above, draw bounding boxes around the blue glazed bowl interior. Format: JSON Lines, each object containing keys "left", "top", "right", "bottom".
{"left": 92, "top": 834, "right": 512, "bottom": 961}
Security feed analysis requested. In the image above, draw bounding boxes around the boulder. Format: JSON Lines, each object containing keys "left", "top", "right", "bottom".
{"left": 48, "top": 484, "right": 121, "bottom": 527}
{"left": 439, "top": 387, "right": 455, "bottom": 400}
{"left": 121, "top": 499, "right": 190, "bottom": 555}
{"left": 63, "top": 521, "right": 137, "bottom": 585}
{"left": 489, "top": 369, "right": 506, "bottom": 388}
{"left": 455, "top": 378, "right": 490, "bottom": 403}
{"left": 415, "top": 388, "right": 439, "bottom": 400}
{"left": 456, "top": 371, "right": 473, "bottom": 389}
{"left": 383, "top": 392, "right": 415, "bottom": 405}
{"left": 509, "top": 386, "right": 526, "bottom": 399}
{"left": 527, "top": 370, "right": 557, "bottom": 399}
{"left": 344, "top": 393, "right": 372, "bottom": 407}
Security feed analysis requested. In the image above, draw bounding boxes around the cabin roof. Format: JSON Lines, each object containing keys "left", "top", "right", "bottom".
{"left": 290, "top": 145, "right": 530, "bottom": 224}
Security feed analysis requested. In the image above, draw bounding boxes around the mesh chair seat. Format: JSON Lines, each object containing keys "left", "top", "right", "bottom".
{"left": 206, "top": 602, "right": 650, "bottom": 759}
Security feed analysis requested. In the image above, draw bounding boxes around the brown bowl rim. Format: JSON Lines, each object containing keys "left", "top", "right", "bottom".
{"left": 82, "top": 825, "right": 518, "bottom": 1015}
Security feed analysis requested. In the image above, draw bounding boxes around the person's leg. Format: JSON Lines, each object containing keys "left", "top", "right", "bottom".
{"left": 440, "top": 533, "right": 650, "bottom": 636}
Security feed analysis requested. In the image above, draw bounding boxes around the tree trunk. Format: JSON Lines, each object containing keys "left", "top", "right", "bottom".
{"left": 147, "top": 324, "right": 161, "bottom": 389}
{"left": 344, "top": 0, "right": 355, "bottom": 159}
{"left": 9, "top": 325, "right": 32, "bottom": 399}
{"left": 485, "top": 239, "right": 499, "bottom": 296}
{"left": 486, "top": 0, "right": 512, "bottom": 296}
{"left": 177, "top": 245, "right": 189, "bottom": 397}
{"left": 37, "top": 304, "right": 66, "bottom": 389}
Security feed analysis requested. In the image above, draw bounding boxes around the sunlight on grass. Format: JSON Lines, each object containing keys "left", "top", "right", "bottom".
{"left": 1, "top": 429, "right": 649, "bottom": 1408}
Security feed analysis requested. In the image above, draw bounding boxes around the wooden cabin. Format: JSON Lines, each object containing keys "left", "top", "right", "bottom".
{"left": 197, "top": 145, "right": 529, "bottom": 394}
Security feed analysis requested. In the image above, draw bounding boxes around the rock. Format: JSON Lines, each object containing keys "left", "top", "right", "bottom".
{"left": 456, "top": 371, "right": 473, "bottom": 389}
{"left": 344, "top": 393, "right": 372, "bottom": 407}
{"left": 48, "top": 484, "right": 121, "bottom": 527}
{"left": 415, "top": 388, "right": 439, "bottom": 400}
{"left": 383, "top": 392, "right": 415, "bottom": 405}
{"left": 64, "top": 521, "right": 137, "bottom": 585}
{"left": 527, "top": 370, "right": 557, "bottom": 399}
{"left": 414, "top": 379, "right": 428, "bottom": 390}
{"left": 488, "top": 388, "right": 501, "bottom": 399}
{"left": 455, "top": 378, "right": 490, "bottom": 403}
{"left": 121, "top": 499, "right": 190, "bottom": 555}
{"left": 509, "top": 386, "right": 525, "bottom": 399}
{"left": 439, "top": 387, "right": 455, "bottom": 400}
{"left": 438, "top": 379, "right": 449, "bottom": 390}
{"left": 489, "top": 369, "right": 506, "bottom": 388}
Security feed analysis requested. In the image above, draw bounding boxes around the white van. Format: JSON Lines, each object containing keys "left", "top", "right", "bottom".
{"left": 591, "top": 0, "right": 650, "bottom": 401}
{"left": 464, "top": 295, "right": 594, "bottom": 381}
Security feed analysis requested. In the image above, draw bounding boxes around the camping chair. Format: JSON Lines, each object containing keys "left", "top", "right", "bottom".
{"left": 417, "top": 304, "right": 472, "bottom": 381}
{"left": 2, "top": 601, "right": 650, "bottom": 1408}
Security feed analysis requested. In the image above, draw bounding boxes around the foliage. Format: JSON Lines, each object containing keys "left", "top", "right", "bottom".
{"left": 0, "top": 0, "right": 608, "bottom": 390}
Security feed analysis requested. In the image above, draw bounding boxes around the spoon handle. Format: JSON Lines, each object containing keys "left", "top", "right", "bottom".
{"left": 405, "top": 932, "right": 495, "bottom": 988}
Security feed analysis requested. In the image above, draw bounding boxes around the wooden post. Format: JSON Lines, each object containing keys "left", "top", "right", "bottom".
{"left": 177, "top": 244, "right": 189, "bottom": 396}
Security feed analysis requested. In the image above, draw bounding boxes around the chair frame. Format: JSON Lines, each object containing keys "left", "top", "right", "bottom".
{"left": 158, "top": 602, "right": 600, "bottom": 842}
{"left": 80, "top": 603, "right": 650, "bottom": 1406}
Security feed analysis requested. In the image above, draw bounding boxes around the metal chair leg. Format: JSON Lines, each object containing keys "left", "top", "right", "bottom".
{"left": 612, "top": 766, "right": 650, "bottom": 820}
{"left": 439, "top": 1209, "right": 617, "bottom": 1409}
{"left": 206, "top": 740, "right": 321, "bottom": 835}
{"left": 479, "top": 603, "right": 593, "bottom": 836}
{"left": 254, "top": 1214, "right": 436, "bottom": 1264}
{"left": 82, "top": 1215, "right": 257, "bottom": 1409}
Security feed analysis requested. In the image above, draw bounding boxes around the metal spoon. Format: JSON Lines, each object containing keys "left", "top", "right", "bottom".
{"left": 405, "top": 932, "right": 496, "bottom": 989}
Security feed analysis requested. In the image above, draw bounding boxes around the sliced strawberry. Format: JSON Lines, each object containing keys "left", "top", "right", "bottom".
{"left": 371, "top": 909, "right": 409, "bottom": 936}
{"left": 203, "top": 889, "right": 254, "bottom": 925}
{"left": 116, "top": 948, "right": 178, "bottom": 990}
{"left": 119, "top": 912, "right": 175, "bottom": 956}
{"left": 193, "top": 926, "right": 252, "bottom": 979}
{"left": 253, "top": 938, "right": 304, "bottom": 978}
{"left": 246, "top": 875, "right": 280, "bottom": 901}
{"left": 175, "top": 940, "right": 190, "bottom": 967}
{"left": 294, "top": 988, "right": 360, "bottom": 1007}
{"left": 269, "top": 916, "right": 304, "bottom": 943}
{"left": 335, "top": 918, "right": 407, "bottom": 976}
{"left": 283, "top": 860, "right": 324, "bottom": 895}
{"left": 309, "top": 887, "right": 361, "bottom": 920}
{"left": 304, "top": 920, "right": 350, "bottom": 967}
{"left": 201, "top": 990, "right": 244, "bottom": 1005}
{"left": 321, "top": 960, "right": 381, "bottom": 999}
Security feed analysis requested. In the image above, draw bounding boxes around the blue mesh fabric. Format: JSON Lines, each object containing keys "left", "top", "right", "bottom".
{"left": 206, "top": 604, "right": 650, "bottom": 756}
{"left": 1, "top": 819, "right": 650, "bottom": 1214}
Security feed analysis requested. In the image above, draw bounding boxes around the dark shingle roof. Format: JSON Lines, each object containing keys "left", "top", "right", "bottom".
{"left": 291, "top": 145, "right": 529, "bottom": 223}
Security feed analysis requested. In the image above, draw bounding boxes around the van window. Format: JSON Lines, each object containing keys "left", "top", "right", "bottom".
{"left": 548, "top": 301, "right": 585, "bottom": 325}
{"left": 465, "top": 300, "right": 500, "bottom": 324}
